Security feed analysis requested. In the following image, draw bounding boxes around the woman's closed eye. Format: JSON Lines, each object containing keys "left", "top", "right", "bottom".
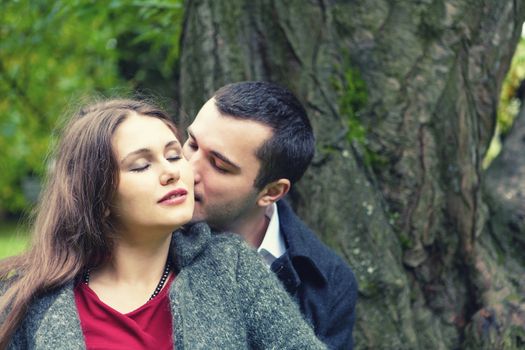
{"left": 167, "top": 155, "right": 181, "bottom": 162}
{"left": 166, "top": 150, "right": 182, "bottom": 162}
{"left": 128, "top": 148, "right": 181, "bottom": 172}
{"left": 130, "top": 162, "right": 150, "bottom": 172}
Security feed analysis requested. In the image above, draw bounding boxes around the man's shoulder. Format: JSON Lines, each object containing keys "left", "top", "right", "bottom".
{"left": 276, "top": 200, "right": 356, "bottom": 282}
{"left": 276, "top": 200, "right": 357, "bottom": 349}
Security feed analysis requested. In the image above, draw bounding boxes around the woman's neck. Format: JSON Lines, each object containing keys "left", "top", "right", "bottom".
{"left": 87, "top": 229, "right": 173, "bottom": 313}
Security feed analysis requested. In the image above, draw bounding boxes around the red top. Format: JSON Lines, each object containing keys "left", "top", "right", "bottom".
{"left": 74, "top": 273, "right": 175, "bottom": 350}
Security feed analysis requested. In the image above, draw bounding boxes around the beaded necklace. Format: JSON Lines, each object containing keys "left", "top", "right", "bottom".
{"left": 83, "top": 260, "right": 171, "bottom": 301}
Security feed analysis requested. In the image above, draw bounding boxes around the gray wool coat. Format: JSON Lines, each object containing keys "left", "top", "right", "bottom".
{"left": 7, "top": 223, "right": 326, "bottom": 349}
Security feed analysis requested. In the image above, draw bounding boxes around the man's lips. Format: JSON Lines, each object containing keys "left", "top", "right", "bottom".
{"left": 158, "top": 188, "right": 188, "bottom": 205}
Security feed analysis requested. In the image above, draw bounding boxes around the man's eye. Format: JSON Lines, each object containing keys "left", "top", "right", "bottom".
{"left": 188, "top": 142, "right": 198, "bottom": 150}
{"left": 211, "top": 160, "right": 228, "bottom": 174}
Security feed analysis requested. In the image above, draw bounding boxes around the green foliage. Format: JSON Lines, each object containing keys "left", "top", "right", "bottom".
{"left": 483, "top": 37, "right": 525, "bottom": 168}
{"left": 0, "top": 221, "right": 28, "bottom": 259}
{"left": 498, "top": 37, "right": 525, "bottom": 134}
{"left": 399, "top": 232, "right": 414, "bottom": 250}
{"left": 0, "top": 1, "right": 121, "bottom": 211}
{"left": 334, "top": 67, "right": 368, "bottom": 143}
{"left": 333, "top": 66, "right": 388, "bottom": 168}
{"left": 108, "top": 0, "right": 184, "bottom": 92}
{"left": 0, "top": 0, "right": 183, "bottom": 213}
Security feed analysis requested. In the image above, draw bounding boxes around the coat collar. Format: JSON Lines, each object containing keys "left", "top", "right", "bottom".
{"left": 170, "top": 222, "right": 211, "bottom": 271}
{"left": 24, "top": 281, "right": 86, "bottom": 349}
{"left": 276, "top": 200, "right": 328, "bottom": 285}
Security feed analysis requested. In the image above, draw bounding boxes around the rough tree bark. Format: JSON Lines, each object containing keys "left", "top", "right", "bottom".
{"left": 178, "top": 1, "right": 525, "bottom": 348}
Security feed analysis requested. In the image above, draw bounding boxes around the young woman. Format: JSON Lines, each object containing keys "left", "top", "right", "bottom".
{"left": 0, "top": 99, "right": 326, "bottom": 349}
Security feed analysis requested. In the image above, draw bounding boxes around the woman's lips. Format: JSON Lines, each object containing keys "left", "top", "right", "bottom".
{"left": 158, "top": 189, "right": 188, "bottom": 205}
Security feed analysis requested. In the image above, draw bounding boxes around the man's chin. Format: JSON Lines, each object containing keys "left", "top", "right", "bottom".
{"left": 190, "top": 210, "right": 206, "bottom": 224}
{"left": 188, "top": 217, "right": 204, "bottom": 224}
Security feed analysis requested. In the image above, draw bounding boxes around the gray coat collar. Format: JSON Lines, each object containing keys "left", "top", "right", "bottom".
{"left": 170, "top": 222, "right": 211, "bottom": 270}
{"left": 22, "top": 281, "right": 85, "bottom": 349}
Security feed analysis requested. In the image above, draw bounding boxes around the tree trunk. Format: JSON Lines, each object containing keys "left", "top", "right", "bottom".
{"left": 178, "top": 1, "right": 525, "bottom": 348}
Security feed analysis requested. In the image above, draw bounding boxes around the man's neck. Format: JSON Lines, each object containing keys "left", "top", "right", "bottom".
{"left": 228, "top": 208, "right": 270, "bottom": 249}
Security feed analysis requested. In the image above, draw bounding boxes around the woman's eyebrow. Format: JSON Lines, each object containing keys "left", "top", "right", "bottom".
{"left": 165, "top": 140, "right": 180, "bottom": 149}
{"left": 120, "top": 148, "right": 150, "bottom": 164}
{"left": 121, "top": 140, "right": 180, "bottom": 164}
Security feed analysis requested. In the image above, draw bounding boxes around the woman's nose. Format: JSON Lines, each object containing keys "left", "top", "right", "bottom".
{"left": 160, "top": 162, "right": 180, "bottom": 185}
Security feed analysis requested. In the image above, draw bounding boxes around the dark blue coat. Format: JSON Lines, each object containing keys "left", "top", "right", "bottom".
{"left": 271, "top": 200, "right": 358, "bottom": 350}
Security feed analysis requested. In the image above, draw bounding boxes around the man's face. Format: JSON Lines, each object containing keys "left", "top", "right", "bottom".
{"left": 182, "top": 98, "right": 273, "bottom": 231}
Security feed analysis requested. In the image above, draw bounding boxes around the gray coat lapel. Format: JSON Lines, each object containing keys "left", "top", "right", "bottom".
{"left": 27, "top": 282, "right": 86, "bottom": 349}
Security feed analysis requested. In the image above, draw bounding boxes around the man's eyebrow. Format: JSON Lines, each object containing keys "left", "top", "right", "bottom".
{"left": 188, "top": 128, "right": 241, "bottom": 171}
{"left": 210, "top": 150, "right": 241, "bottom": 171}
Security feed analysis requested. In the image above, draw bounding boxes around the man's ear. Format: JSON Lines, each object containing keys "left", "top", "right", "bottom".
{"left": 257, "top": 179, "right": 291, "bottom": 207}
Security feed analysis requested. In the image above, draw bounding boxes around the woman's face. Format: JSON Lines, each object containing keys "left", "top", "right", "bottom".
{"left": 110, "top": 113, "right": 194, "bottom": 234}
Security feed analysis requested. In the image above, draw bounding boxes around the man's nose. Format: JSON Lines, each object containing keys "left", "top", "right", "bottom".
{"left": 187, "top": 152, "right": 202, "bottom": 184}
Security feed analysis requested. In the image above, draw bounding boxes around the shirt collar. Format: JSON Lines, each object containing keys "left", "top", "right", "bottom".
{"left": 257, "top": 203, "right": 286, "bottom": 266}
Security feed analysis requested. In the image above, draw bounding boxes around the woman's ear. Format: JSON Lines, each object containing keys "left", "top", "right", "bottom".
{"left": 256, "top": 179, "right": 290, "bottom": 207}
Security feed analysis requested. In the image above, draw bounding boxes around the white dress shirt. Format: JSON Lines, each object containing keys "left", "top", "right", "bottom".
{"left": 257, "top": 203, "right": 286, "bottom": 266}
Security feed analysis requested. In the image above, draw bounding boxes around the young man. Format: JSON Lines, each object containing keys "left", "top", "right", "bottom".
{"left": 183, "top": 81, "right": 357, "bottom": 349}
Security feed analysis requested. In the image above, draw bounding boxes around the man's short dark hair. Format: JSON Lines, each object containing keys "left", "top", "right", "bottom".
{"left": 214, "top": 81, "right": 315, "bottom": 189}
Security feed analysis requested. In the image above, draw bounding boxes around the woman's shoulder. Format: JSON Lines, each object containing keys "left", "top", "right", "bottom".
{"left": 24, "top": 281, "right": 76, "bottom": 319}
{"left": 179, "top": 224, "right": 262, "bottom": 275}
{"left": 209, "top": 230, "right": 245, "bottom": 247}
{"left": 11, "top": 282, "right": 85, "bottom": 348}
{"left": 195, "top": 231, "right": 246, "bottom": 267}
{"left": 204, "top": 231, "right": 273, "bottom": 281}
{"left": 172, "top": 222, "right": 247, "bottom": 268}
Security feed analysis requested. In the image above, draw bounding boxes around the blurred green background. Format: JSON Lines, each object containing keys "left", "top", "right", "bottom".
{"left": 0, "top": 0, "right": 183, "bottom": 257}
{"left": 1, "top": 1, "right": 524, "bottom": 259}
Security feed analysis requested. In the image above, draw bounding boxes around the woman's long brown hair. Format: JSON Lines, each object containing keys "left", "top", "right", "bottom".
{"left": 0, "top": 99, "right": 177, "bottom": 348}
